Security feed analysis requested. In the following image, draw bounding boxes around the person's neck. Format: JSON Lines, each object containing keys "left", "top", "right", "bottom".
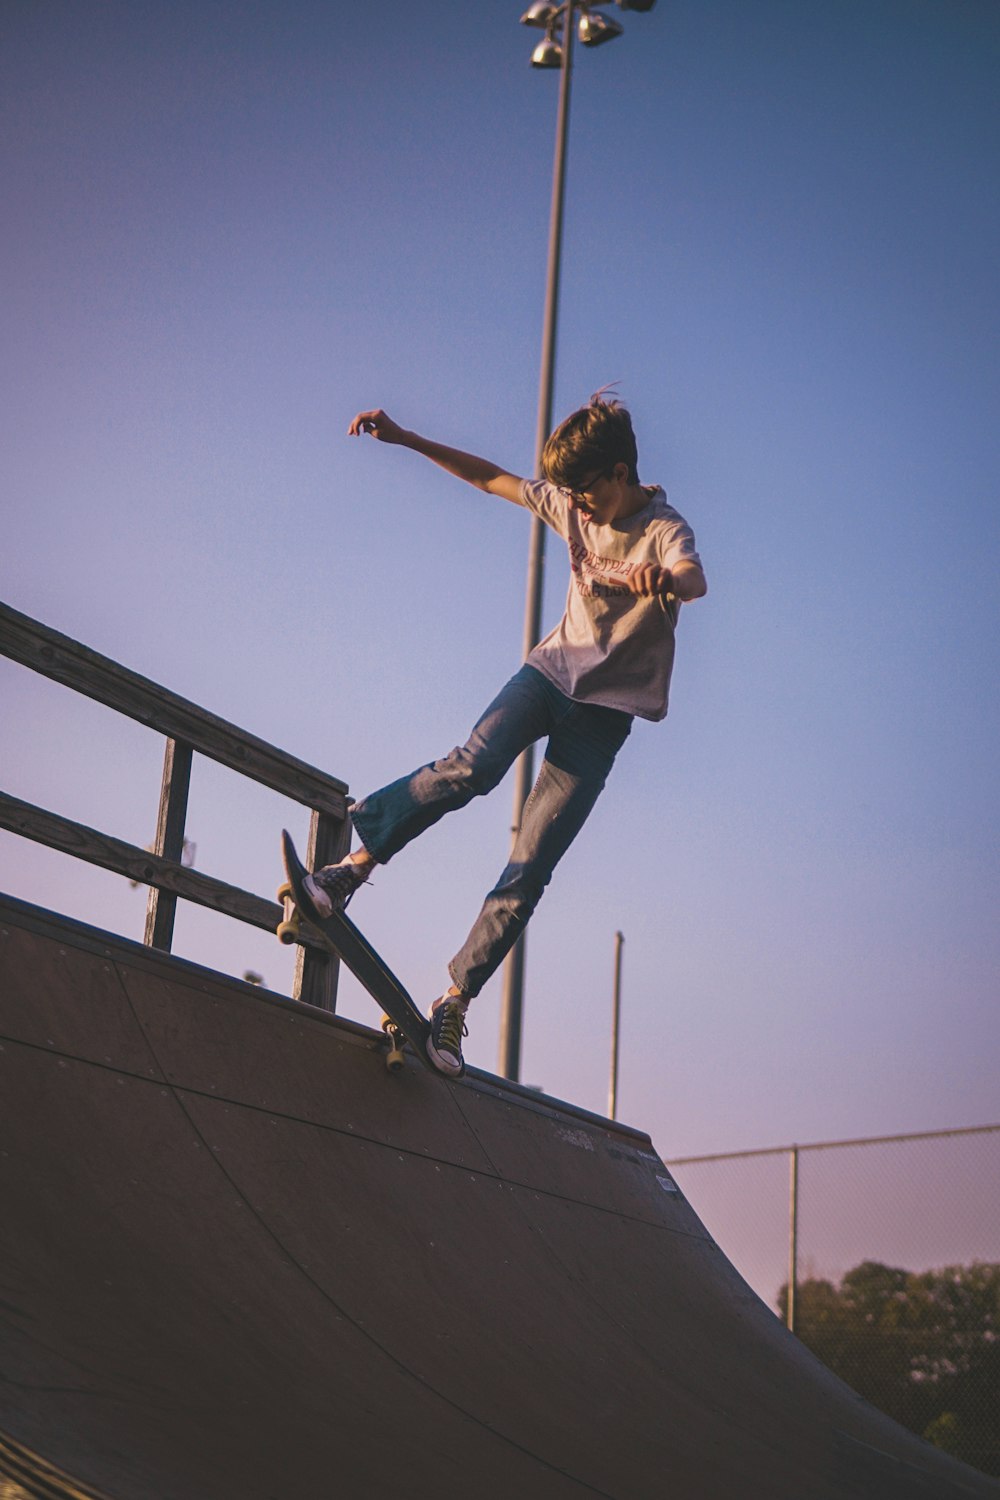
{"left": 613, "top": 482, "right": 649, "bottom": 521}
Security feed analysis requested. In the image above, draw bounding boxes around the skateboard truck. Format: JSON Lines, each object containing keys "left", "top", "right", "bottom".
{"left": 277, "top": 831, "right": 450, "bottom": 1079}
{"left": 277, "top": 881, "right": 418, "bottom": 1075}
{"left": 276, "top": 882, "right": 300, "bottom": 945}
{"left": 381, "top": 1015, "right": 406, "bottom": 1073}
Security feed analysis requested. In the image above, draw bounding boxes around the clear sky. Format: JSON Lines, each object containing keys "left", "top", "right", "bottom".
{"left": 2, "top": 0, "right": 998, "bottom": 1169}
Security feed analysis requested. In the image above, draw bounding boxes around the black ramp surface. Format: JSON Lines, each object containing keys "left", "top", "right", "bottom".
{"left": 1, "top": 893, "right": 996, "bottom": 1499}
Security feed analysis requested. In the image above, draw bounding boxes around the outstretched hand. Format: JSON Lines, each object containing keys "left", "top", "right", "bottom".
{"left": 348, "top": 409, "right": 408, "bottom": 444}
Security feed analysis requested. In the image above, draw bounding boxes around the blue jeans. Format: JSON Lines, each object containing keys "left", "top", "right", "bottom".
{"left": 350, "top": 665, "right": 632, "bottom": 998}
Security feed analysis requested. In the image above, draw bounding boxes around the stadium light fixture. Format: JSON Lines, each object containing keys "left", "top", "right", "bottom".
{"left": 578, "top": 10, "right": 624, "bottom": 46}
{"left": 520, "top": 2, "right": 561, "bottom": 25}
{"left": 530, "top": 28, "right": 564, "bottom": 68}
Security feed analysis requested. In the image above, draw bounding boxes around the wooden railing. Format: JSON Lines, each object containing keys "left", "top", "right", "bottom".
{"left": 0, "top": 601, "right": 351, "bottom": 1010}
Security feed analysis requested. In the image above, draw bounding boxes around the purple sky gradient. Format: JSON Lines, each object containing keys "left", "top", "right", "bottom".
{"left": 2, "top": 0, "right": 997, "bottom": 1173}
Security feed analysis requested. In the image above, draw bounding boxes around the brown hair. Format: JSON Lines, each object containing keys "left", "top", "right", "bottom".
{"left": 541, "top": 393, "right": 639, "bottom": 488}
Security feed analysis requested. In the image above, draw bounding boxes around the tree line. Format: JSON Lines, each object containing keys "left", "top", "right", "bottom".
{"left": 778, "top": 1260, "right": 1000, "bottom": 1477}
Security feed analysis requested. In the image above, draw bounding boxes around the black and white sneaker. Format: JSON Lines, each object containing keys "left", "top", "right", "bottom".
{"left": 302, "top": 859, "right": 367, "bottom": 919}
{"left": 426, "top": 993, "right": 469, "bottom": 1076}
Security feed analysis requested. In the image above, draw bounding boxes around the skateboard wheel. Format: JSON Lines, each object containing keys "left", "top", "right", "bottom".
{"left": 276, "top": 882, "right": 293, "bottom": 903}
{"left": 276, "top": 918, "right": 299, "bottom": 945}
{"left": 385, "top": 1044, "right": 405, "bottom": 1073}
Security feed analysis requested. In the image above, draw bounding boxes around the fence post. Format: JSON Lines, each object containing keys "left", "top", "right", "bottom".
{"left": 293, "top": 808, "right": 351, "bottom": 1012}
{"left": 787, "top": 1146, "right": 800, "bottom": 1333}
{"left": 144, "top": 739, "right": 193, "bottom": 952}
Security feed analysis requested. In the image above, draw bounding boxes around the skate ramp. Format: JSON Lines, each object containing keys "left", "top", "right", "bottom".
{"left": 1, "top": 892, "right": 995, "bottom": 1499}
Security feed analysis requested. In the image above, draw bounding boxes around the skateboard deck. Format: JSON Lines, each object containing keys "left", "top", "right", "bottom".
{"left": 278, "top": 830, "right": 451, "bottom": 1076}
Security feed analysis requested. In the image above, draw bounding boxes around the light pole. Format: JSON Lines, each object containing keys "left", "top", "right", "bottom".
{"left": 497, "top": 0, "right": 657, "bottom": 1082}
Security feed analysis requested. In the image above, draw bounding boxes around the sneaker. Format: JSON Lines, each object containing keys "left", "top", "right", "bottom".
{"left": 426, "top": 993, "right": 469, "bottom": 1077}
{"left": 302, "top": 858, "right": 368, "bottom": 919}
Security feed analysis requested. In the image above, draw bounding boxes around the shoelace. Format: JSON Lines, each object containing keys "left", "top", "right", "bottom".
{"left": 436, "top": 1003, "right": 468, "bottom": 1053}
{"left": 315, "top": 863, "right": 366, "bottom": 905}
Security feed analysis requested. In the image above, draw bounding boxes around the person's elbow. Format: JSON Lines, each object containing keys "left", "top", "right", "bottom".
{"left": 673, "top": 562, "right": 707, "bottom": 601}
{"left": 484, "top": 471, "right": 527, "bottom": 505}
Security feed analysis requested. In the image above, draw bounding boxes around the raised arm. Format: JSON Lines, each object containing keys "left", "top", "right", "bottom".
{"left": 348, "top": 409, "right": 525, "bottom": 505}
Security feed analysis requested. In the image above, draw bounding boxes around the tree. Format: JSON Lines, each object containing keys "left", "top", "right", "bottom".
{"left": 777, "top": 1261, "right": 1000, "bottom": 1477}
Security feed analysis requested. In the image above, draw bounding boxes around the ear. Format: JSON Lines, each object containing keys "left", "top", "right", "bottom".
{"left": 612, "top": 462, "right": 630, "bottom": 485}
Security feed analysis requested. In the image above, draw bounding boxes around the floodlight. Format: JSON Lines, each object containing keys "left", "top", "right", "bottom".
{"left": 578, "top": 9, "right": 624, "bottom": 45}
{"left": 530, "top": 31, "right": 564, "bottom": 67}
{"left": 520, "top": 2, "right": 561, "bottom": 26}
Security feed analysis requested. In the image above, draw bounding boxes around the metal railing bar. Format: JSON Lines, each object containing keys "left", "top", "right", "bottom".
{"left": 666, "top": 1122, "right": 1000, "bottom": 1167}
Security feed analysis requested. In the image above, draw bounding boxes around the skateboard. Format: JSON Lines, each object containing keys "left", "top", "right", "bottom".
{"left": 278, "top": 830, "right": 455, "bottom": 1077}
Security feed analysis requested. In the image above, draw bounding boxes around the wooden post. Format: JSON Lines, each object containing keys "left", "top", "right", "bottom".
{"left": 144, "top": 739, "right": 193, "bottom": 952}
{"left": 292, "top": 807, "right": 351, "bottom": 1012}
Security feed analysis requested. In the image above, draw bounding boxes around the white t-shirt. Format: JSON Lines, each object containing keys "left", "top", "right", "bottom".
{"left": 517, "top": 479, "right": 703, "bottom": 722}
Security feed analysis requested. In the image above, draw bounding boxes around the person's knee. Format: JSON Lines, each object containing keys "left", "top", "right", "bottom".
{"left": 493, "top": 860, "right": 551, "bottom": 915}
{"left": 437, "top": 742, "right": 507, "bottom": 798}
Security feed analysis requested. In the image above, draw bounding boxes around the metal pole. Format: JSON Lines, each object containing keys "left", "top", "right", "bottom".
{"left": 787, "top": 1146, "right": 800, "bottom": 1333}
{"left": 608, "top": 930, "right": 624, "bottom": 1119}
{"left": 498, "top": 0, "right": 576, "bottom": 1081}
{"left": 666, "top": 1120, "right": 1000, "bottom": 1165}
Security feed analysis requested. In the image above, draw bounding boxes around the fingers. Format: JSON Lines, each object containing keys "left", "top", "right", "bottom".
{"left": 348, "top": 409, "right": 382, "bottom": 437}
{"left": 590, "top": 564, "right": 672, "bottom": 596}
{"left": 626, "top": 564, "right": 673, "bottom": 597}
{"left": 348, "top": 408, "right": 399, "bottom": 440}
{"left": 591, "top": 565, "right": 671, "bottom": 596}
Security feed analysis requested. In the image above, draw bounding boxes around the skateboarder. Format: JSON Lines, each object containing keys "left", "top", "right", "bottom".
{"left": 301, "top": 397, "right": 706, "bottom": 1076}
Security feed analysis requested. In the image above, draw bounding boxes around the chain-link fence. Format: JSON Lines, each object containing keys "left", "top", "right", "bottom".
{"left": 667, "top": 1124, "right": 1000, "bottom": 1478}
